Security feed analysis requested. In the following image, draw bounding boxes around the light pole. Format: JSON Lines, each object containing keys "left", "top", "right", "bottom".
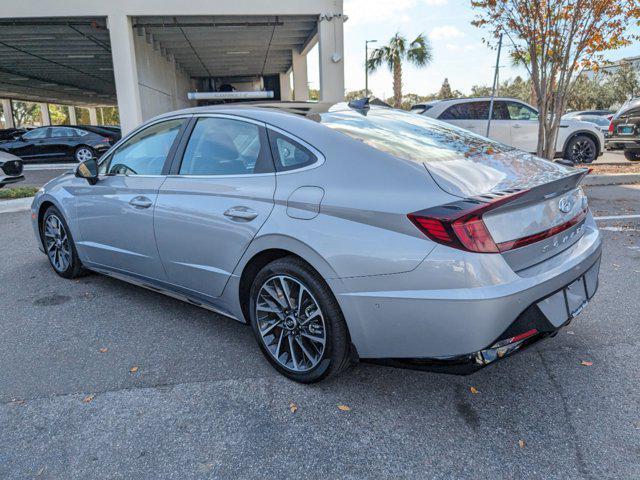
{"left": 365, "top": 39, "right": 377, "bottom": 97}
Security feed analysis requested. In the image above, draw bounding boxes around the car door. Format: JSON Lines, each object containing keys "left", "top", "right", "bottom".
{"left": 154, "top": 115, "right": 276, "bottom": 299}
{"left": 486, "top": 101, "right": 513, "bottom": 146}
{"left": 505, "top": 101, "right": 539, "bottom": 153}
{"left": 48, "top": 126, "right": 76, "bottom": 159}
{"left": 9, "top": 127, "right": 50, "bottom": 159}
{"left": 439, "top": 101, "right": 488, "bottom": 136}
{"left": 74, "top": 117, "right": 189, "bottom": 280}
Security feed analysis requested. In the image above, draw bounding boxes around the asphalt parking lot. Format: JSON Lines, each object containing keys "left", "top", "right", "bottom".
{"left": 1, "top": 184, "right": 639, "bottom": 479}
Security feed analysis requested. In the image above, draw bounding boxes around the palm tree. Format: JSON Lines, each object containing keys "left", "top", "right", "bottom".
{"left": 367, "top": 33, "right": 432, "bottom": 108}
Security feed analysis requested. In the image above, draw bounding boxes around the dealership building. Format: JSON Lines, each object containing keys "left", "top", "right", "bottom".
{"left": 0, "top": 0, "right": 345, "bottom": 133}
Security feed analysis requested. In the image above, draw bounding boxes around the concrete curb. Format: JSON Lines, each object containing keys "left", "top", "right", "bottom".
{"left": 583, "top": 174, "right": 640, "bottom": 186}
{"left": 0, "top": 196, "right": 34, "bottom": 214}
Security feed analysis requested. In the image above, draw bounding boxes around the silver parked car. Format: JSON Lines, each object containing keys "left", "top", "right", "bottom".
{"left": 31, "top": 102, "right": 602, "bottom": 383}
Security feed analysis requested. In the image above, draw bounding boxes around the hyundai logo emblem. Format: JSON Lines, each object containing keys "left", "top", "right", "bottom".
{"left": 558, "top": 197, "right": 573, "bottom": 214}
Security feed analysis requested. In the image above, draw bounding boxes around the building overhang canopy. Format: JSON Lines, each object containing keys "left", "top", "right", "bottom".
{"left": 0, "top": 17, "right": 115, "bottom": 106}
{"left": 133, "top": 15, "right": 318, "bottom": 79}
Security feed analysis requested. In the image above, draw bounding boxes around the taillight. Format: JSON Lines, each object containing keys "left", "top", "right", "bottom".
{"left": 408, "top": 191, "right": 525, "bottom": 253}
{"left": 408, "top": 190, "right": 587, "bottom": 254}
{"left": 608, "top": 121, "right": 614, "bottom": 133}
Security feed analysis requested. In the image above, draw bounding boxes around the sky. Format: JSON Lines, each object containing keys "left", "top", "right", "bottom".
{"left": 307, "top": 0, "right": 640, "bottom": 99}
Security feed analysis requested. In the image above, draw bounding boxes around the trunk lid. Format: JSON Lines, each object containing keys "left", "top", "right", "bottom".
{"left": 423, "top": 151, "right": 590, "bottom": 272}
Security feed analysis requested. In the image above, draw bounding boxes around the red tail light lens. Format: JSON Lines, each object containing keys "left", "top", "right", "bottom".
{"left": 408, "top": 191, "right": 526, "bottom": 253}
{"left": 408, "top": 190, "right": 588, "bottom": 254}
{"left": 608, "top": 121, "right": 614, "bottom": 133}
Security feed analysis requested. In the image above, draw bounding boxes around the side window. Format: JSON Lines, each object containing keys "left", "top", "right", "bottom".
{"left": 440, "top": 103, "right": 471, "bottom": 120}
{"left": 267, "top": 130, "right": 317, "bottom": 172}
{"left": 440, "top": 102, "right": 489, "bottom": 120}
{"left": 491, "top": 101, "right": 510, "bottom": 120}
{"left": 50, "top": 127, "right": 76, "bottom": 138}
{"left": 506, "top": 102, "right": 539, "bottom": 121}
{"left": 23, "top": 128, "right": 49, "bottom": 140}
{"left": 104, "top": 119, "right": 185, "bottom": 176}
{"left": 179, "top": 117, "right": 271, "bottom": 175}
{"left": 74, "top": 128, "right": 90, "bottom": 137}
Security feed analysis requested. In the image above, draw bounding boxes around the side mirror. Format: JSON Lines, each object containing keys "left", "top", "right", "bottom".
{"left": 75, "top": 158, "right": 99, "bottom": 185}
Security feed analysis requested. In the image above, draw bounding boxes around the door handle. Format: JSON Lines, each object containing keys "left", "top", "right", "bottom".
{"left": 224, "top": 207, "right": 258, "bottom": 221}
{"left": 512, "top": 124, "right": 522, "bottom": 129}
{"left": 129, "top": 196, "right": 153, "bottom": 209}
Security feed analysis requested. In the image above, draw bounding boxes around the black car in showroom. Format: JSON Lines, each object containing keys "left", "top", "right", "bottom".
{"left": 0, "top": 125, "right": 118, "bottom": 163}
{"left": 608, "top": 98, "right": 640, "bottom": 161}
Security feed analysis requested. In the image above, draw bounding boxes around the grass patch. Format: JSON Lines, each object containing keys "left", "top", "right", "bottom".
{"left": 0, "top": 186, "right": 39, "bottom": 200}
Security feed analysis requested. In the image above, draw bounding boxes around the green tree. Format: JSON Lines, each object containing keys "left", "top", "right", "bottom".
{"left": 48, "top": 104, "right": 70, "bottom": 125}
{"left": 99, "top": 107, "right": 119, "bottom": 126}
{"left": 367, "top": 32, "right": 433, "bottom": 108}
{"left": 605, "top": 62, "right": 639, "bottom": 104}
{"left": 12, "top": 101, "right": 40, "bottom": 127}
{"left": 438, "top": 78, "right": 453, "bottom": 99}
{"left": 308, "top": 88, "right": 320, "bottom": 101}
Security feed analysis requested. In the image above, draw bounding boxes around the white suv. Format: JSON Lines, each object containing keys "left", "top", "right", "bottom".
{"left": 414, "top": 97, "right": 605, "bottom": 163}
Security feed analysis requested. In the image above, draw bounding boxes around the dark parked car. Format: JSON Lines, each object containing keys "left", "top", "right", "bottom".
{"left": 76, "top": 125, "right": 122, "bottom": 141}
{"left": 0, "top": 128, "right": 28, "bottom": 142}
{"left": 608, "top": 98, "right": 640, "bottom": 161}
{"left": 0, "top": 150, "right": 24, "bottom": 188}
{"left": 0, "top": 125, "right": 118, "bottom": 164}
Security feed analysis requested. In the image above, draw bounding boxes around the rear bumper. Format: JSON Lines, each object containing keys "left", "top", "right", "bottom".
{"left": 366, "top": 254, "right": 600, "bottom": 374}
{"left": 606, "top": 137, "right": 640, "bottom": 151}
{"left": 332, "top": 215, "right": 602, "bottom": 362}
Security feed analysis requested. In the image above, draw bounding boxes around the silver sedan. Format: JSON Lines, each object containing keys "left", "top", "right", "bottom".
{"left": 31, "top": 102, "right": 602, "bottom": 382}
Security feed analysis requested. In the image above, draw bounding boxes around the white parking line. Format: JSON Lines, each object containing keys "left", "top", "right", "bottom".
{"left": 22, "top": 163, "right": 75, "bottom": 171}
{"left": 594, "top": 214, "right": 640, "bottom": 221}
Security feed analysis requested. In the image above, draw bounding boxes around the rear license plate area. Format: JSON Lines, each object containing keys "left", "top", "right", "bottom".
{"left": 618, "top": 125, "right": 635, "bottom": 135}
{"left": 536, "top": 258, "right": 600, "bottom": 328}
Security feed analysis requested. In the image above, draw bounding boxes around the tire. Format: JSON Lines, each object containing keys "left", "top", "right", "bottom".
{"left": 41, "top": 205, "right": 84, "bottom": 279}
{"left": 624, "top": 151, "right": 640, "bottom": 162}
{"left": 74, "top": 146, "right": 95, "bottom": 163}
{"left": 248, "top": 257, "right": 351, "bottom": 383}
{"left": 565, "top": 135, "right": 597, "bottom": 164}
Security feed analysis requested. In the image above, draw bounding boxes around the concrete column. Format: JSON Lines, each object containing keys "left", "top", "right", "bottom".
{"left": 40, "top": 103, "right": 51, "bottom": 126}
{"left": 108, "top": 14, "right": 142, "bottom": 134}
{"left": 279, "top": 72, "right": 293, "bottom": 101}
{"left": 68, "top": 106, "right": 77, "bottom": 125}
{"left": 292, "top": 50, "right": 309, "bottom": 101}
{"left": 88, "top": 107, "right": 98, "bottom": 125}
{"left": 1, "top": 99, "right": 15, "bottom": 128}
{"left": 318, "top": 14, "right": 345, "bottom": 103}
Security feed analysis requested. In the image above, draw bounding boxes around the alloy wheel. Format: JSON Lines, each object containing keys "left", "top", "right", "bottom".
{"left": 570, "top": 139, "right": 595, "bottom": 163}
{"left": 76, "top": 147, "right": 94, "bottom": 162}
{"left": 43, "top": 214, "right": 71, "bottom": 272}
{"left": 255, "top": 275, "right": 326, "bottom": 372}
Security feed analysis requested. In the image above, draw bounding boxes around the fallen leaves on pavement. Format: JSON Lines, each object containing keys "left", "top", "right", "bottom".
{"left": 82, "top": 395, "right": 94, "bottom": 403}
{"left": 518, "top": 439, "right": 525, "bottom": 449}
{"left": 337, "top": 404, "right": 351, "bottom": 411}
{"left": 289, "top": 402, "right": 298, "bottom": 413}
{"left": 129, "top": 366, "right": 139, "bottom": 373}
{"left": 99, "top": 347, "right": 108, "bottom": 353}
{"left": 580, "top": 360, "right": 593, "bottom": 367}
{"left": 470, "top": 387, "right": 479, "bottom": 394}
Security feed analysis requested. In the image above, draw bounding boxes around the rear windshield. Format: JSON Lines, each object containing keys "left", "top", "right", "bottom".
{"left": 319, "top": 106, "right": 512, "bottom": 163}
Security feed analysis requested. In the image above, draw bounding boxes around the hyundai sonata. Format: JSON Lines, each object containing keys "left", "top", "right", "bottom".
{"left": 31, "top": 101, "right": 602, "bottom": 383}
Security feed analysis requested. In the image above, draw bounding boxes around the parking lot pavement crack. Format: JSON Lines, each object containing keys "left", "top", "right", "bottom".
{"left": 536, "top": 349, "right": 593, "bottom": 480}
{"left": 1, "top": 374, "right": 265, "bottom": 407}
